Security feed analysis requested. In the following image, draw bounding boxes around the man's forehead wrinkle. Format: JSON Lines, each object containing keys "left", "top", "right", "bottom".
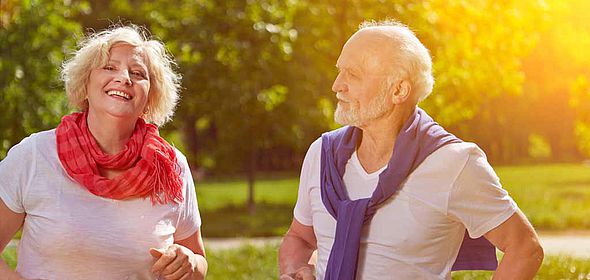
{"left": 354, "top": 37, "right": 395, "bottom": 75}
{"left": 337, "top": 28, "right": 401, "bottom": 76}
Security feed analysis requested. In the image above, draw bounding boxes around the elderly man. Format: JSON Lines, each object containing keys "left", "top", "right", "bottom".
{"left": 278, "top": 20, "right": 543, "bottom": 280}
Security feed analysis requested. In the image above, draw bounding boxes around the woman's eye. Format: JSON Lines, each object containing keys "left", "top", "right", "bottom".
{"left": 103, "top": 65, "right": 115, "bottom": 70}
{"left": 132, "top": 71, "right": 146, "bottom": 78}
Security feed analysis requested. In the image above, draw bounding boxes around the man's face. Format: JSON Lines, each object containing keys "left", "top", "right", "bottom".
{"left": 332, "top": 31, "right": 396, "bottom": 127}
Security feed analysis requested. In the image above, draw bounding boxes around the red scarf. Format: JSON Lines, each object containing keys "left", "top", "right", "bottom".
{"left": 56, "top": 111, "right": 183, "bottom": 204}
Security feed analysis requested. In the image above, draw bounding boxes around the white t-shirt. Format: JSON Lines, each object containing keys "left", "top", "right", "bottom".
{"left": 0, "top": 129, "right": 201, "bottom": 280}
{"left": 294, "top": 138, "right": 518, "bottom": 280}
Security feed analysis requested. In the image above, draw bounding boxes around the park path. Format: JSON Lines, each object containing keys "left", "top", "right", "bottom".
{"left": 536, "top": 231, "right": 590, "bottom": 259}
{"left": 202, "top": 232, "right": 590, "bottom": 259}
{"left": 6, "top": 232, "right": 590, "bottom": 259}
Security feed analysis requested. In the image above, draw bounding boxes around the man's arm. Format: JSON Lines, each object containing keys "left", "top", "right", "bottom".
{"left": 279, "top": 219, "right": 317, "bottom": 280}
{"left": 484, "top": 209, "right": 544, "bottom": 280}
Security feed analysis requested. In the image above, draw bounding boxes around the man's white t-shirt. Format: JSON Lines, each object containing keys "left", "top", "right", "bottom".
{"left": 0, "top": 130, "right": 201, "bottom": 280}
{"left": 294, "top": 138, "right": 518, "bottom": 280}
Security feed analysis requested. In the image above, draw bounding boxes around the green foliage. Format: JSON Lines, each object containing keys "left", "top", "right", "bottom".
{"left": 2, "top": 0, "right": 590, "bottom": 175}
{"left": 520, "top": 0, "right": 590, "bottom": 162}
{"left": 528, "top": 134, "right": 552, "bottom": 160}
{"left": 571, "top": 75, "right": 590, "bottom": 157}
{"left": 0, "top": 0, "right": 83, "bottom": 157}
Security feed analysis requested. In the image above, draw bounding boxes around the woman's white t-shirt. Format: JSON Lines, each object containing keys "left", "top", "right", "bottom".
{"left": 0, "top": 129, "right": 201, "bottom": 280}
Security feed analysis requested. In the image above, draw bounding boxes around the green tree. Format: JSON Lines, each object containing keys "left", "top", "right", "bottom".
{"left": 0, "top": 0, "right": 84, "bottom": 158}
{"left": 521, "top": 0, "right": 590, "bottom": 161}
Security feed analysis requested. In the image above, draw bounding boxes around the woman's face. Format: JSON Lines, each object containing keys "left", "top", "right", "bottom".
{"left": 86, "top": 44, "right": 151, "bottom": 122}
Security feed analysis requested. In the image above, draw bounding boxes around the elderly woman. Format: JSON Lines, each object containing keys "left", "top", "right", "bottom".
{"left": 0, "top": 25, "right": 207, "bottom": 280}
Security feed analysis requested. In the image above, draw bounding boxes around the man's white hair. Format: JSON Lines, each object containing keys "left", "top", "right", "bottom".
{"left": 359, "top": 20, "right": 434, "bottom": 102}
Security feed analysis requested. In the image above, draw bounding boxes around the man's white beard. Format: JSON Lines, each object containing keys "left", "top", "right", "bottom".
{"left": 334, "top": 89, "right": 392, "bottom": 126}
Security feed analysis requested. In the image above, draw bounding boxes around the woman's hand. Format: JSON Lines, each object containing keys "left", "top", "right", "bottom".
{"left": 150, "top": 244, "right": 201, "bottom": 280}
{"left": 279, "top": 265, "right": 315, "bottom": 280}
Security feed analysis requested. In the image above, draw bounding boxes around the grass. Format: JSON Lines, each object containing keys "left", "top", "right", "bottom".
{"left": 3, "top": 244, "right": 589, "bottom": 279}
{"left": 200, "top": 202, "right": 293, "bottom": 237}
{"left": 2, "top": 247, "right": 17, "bottom": 269}
{"left": 197, "top": 178, "right": 299, "bottom": 211}
{"left": 196, "top": 178, "right": 298, "bottom": 237}
{"left": 190, "top": 246, "right": 590, "bottom": 280}
{"left": 495, "top": 163, "right": 590, "bottom": 231}
{"left": 195, "top": 163, "right": 590, "bottom": 236}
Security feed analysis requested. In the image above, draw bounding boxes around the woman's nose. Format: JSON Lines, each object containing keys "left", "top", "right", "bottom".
{"left": 114, "top": 70, "right": 132, "bottom": 85}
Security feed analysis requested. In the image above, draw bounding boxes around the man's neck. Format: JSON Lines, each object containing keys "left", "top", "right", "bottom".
{"left": 87, "top": 111, "right": 137, "bottom": 155}
{"left": 356, "top": 105, "right": 415, "bottom": 173}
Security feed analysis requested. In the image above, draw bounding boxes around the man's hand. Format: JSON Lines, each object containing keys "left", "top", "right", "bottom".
{"left": 150, "top": 244, "right": 200, "bottom": 280}
{"left": 279, "top": 265, "right": 315, "bottom": 280}
{"left": 279, "top": 219, "right": 317, "bottom": 280}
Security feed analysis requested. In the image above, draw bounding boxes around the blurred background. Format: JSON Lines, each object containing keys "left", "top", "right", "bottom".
{"left": 2, "top": 0, "right": 590, "bottom": 279}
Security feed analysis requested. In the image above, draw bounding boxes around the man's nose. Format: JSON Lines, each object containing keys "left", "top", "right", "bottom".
{"left": 331, "top": 71, "right": 348, "bottom": 93}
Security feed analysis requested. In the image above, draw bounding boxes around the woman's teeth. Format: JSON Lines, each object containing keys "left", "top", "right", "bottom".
{"left": 107, "top": 90, "right": 131, "bottom": 100}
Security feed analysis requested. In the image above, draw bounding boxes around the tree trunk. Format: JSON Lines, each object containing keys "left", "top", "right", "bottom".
{"left": 247, "top": 142, "right": 257, "bottom": 215}
{"left": 181, "top": 114, "right": 200, "bottom": 177}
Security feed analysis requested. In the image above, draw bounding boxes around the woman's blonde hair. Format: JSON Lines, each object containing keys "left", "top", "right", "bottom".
{"left": 61, "top": 24, "right": 181, "bottom": 126}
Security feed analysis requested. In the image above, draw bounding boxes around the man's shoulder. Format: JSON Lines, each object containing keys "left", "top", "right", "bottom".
{"left": 409, "top": 142, "right": 487, "bottom": 185}
{"left": 426, "top": 142, "right": 490, "bottom": 173}
{"left": 303, "top": 137, "right": 323, "bottom": 161}
{"left": 434, "top": 142, "right": 485, "bottom": 160}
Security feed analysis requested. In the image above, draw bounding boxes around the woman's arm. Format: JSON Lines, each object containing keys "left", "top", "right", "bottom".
{"left": 150, "top": 230, "right": 207, "bottom": 280}
{"left": 0, "top": 199, "right": 26, "bottom": 280}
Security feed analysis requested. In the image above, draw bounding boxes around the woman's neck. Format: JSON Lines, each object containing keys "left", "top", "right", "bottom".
{"left": 86, "top": 111, "right": 137, "bottom": 154}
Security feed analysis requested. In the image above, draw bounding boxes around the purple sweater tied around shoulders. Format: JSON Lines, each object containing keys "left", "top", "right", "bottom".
{"left": 320, "top": 107, "right": 497, "bottom": 280}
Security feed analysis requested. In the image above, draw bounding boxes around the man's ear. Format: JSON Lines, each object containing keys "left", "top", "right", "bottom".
{"left": 392, "top": 80, "right": 412, "bottom": 104}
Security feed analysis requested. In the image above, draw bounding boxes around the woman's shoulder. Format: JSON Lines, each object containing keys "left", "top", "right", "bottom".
{"left": 5, "top": 129, "right": 56, "bottom": 157}
{"left": 30, "top": 128, "right": 57, "bottom": 143}
{"left": 172, "top": 147, "right": 188, "bottom": 166}
{"left": 171, "top": 147, "right": 192, "bottom": 177}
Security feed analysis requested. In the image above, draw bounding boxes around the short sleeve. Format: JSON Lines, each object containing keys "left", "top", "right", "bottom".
{"left": 0, "top": 136, "right": 36, "bottom": 214}
{"left": 173, "top": 151, "right": 202, "bottom": 240}
{"left": 447, "top": 146, "right": 518, "bottom": 239}
{"left": 293, "top": 138, "right": 321, "bottom": 226}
